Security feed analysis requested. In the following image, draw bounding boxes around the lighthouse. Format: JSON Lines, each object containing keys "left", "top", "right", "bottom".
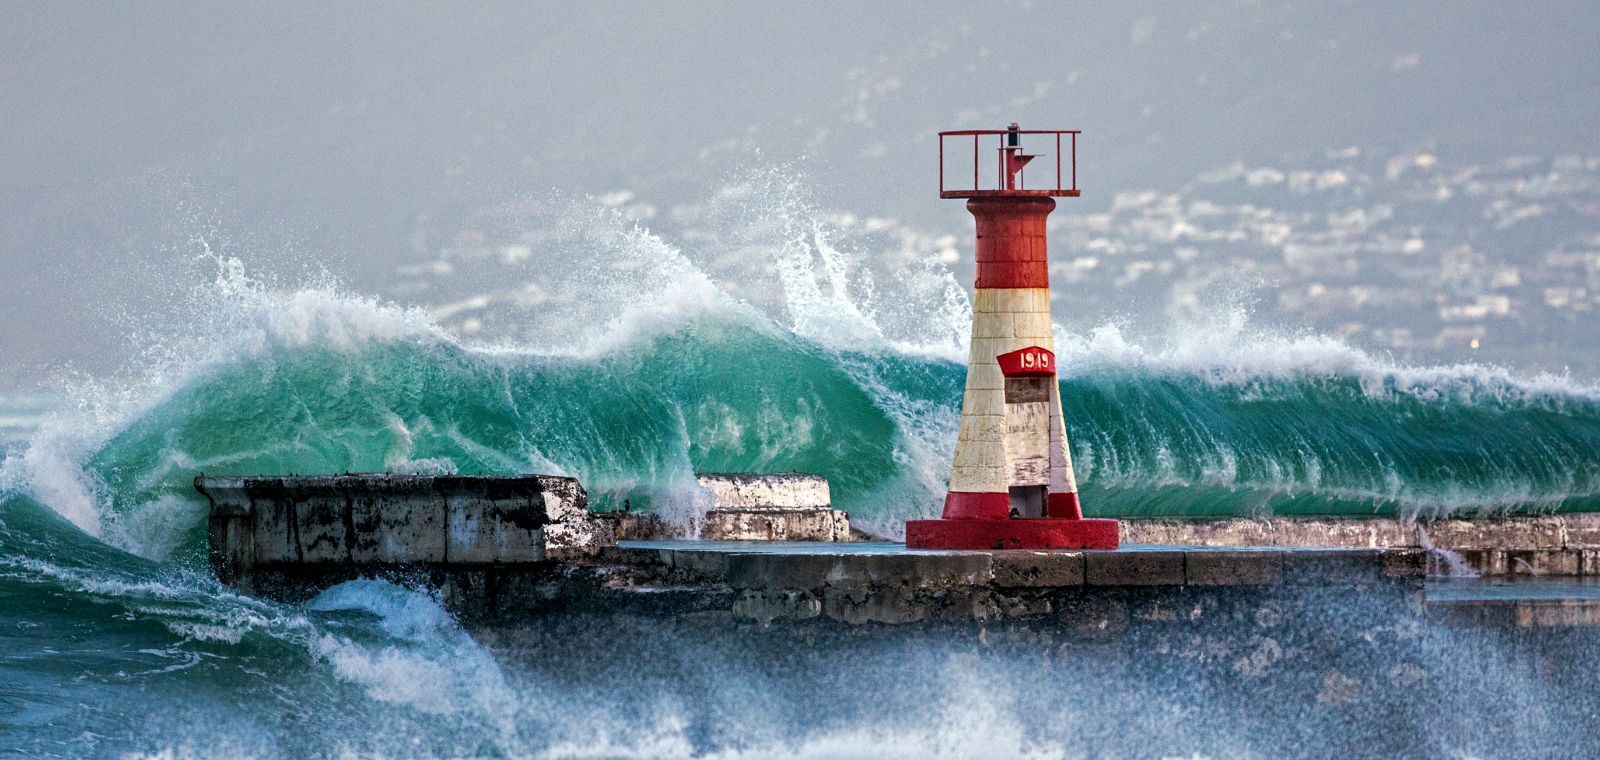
{"left": 906, "top": 124, "right": 1119, "bottom": 550}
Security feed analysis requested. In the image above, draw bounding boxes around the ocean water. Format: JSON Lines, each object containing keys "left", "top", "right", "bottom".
{"left": 4, "top": 208, "right": 1600, "bottom": 757}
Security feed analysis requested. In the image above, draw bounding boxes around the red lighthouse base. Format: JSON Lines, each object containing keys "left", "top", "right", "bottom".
{"left": 905, "top": 518, "right": 1119, "bottom": 551}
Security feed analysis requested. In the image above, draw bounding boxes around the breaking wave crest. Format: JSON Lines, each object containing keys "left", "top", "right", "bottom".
{"left": 2, "top": 240, "right": 1597, "bottom": 564}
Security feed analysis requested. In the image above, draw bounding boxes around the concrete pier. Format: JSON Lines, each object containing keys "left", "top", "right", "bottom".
{"left": 612, "top": 540, "right": 1425, "bottom": 626}
{"left": 196, "top": 473, "right": 1600, "bottom": 632}
{"left": 598, "top": 512, "right": 1600, "bottom": 578}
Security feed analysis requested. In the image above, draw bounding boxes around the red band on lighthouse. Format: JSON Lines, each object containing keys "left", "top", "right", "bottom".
{"left": 941, "top": 492, "right": 1011, "bottom": 520}
{"left": 1048, "top": 492, "right": 1083, "bottom": 520}
{"left": 971, "top": 196, "right": 1053, "bottom": 290}
{"left": 906, "top": 517, "right": 1118, "bottom": 551}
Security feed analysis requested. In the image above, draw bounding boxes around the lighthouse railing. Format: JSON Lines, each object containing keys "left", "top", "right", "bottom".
{"left": 937, "top": 129, "right": 1080, "bottom": 199}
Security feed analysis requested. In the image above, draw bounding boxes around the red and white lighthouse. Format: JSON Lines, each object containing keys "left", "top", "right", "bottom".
{"left": 906, "top": 124, "right": 1119, "bottom": 550}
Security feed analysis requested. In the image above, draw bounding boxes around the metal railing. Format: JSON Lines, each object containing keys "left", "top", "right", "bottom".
{"left": 938, "top": 128, "right": 1080, "bottom": 198}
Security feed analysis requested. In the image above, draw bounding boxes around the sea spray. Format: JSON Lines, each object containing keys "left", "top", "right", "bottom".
{"left": 5, "top": 199, "right": 1600, "bottom": 558}
{"left": 4, "top": 191, "right": 1600, "bottom": 757}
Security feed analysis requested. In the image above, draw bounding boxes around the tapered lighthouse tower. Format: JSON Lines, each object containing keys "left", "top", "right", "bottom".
{"left": 906, "top": 124, "right": 1119, "bottom": 550}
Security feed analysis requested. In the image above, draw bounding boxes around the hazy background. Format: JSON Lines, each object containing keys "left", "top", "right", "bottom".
{"left": 4, "top": 1, "right": 1600, "bottom": 387}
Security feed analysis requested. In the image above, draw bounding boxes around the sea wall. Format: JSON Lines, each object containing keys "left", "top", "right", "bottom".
{"left": 611, "top": 541, "right": 1425, "bottom": 627}
{"left": 196, "top": 474, "right": 612, "bottom": 593}
{"left": 1122, "top": 515, "right": 1600, "bottom": 576}
{"left": 600, "top": 511, "right": 1600, "bottom": 577}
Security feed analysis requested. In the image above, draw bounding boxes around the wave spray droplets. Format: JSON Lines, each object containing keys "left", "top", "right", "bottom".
{"left": 1, "top": 185, "right": 1599, "bottom": 757}
{"left": 5, "top": 186, "right": 1600, "bottom": 561}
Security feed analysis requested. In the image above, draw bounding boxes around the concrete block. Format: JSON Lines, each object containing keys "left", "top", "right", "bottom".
{"left": 826, "top": 553, "right": 993, "bottom": 590}
{"left": 251, "top": 493, "right": 301, "bottom": 563}
{"left": 1287, "top": 519, "right": 1413, "bottom": 548}
{"left": 1421, "top": 516, "right": 1567, "bottom": 551}
{"left": 198, "top": 474, "right": 586, "bottom": 575}
{"left": 1056, "top": 596, "right": 1129, "bottom": 640}
{"left": 1186, "top": 550, "right": 1284, "bottom": 586}
{"left": 696, "top": 473, "right": 831, "bottom": 510}
{"left": 293, "top": 494, "right": 349, "bottom": 562}
{"left": 1381, "top": 549, "right": 1427, "bottom": 578}
{"left": 822, "top": 585, "right": 930, "bottom": 625}
{"left": 724, "top": 553, "right": 835, "bottom": 591}
{"left": 1281, "top": 550, "right": 1388, "bottom": 586}
{"left": 264, "top": 475, "right": 452, "bottom": 564}
{"left": 1507, "top": 549, "right": 1580, "bottom": 576}
{"left": 1455, "top": 548, "right": 1508, "bottom": 576}
{"left": 1516, "top": 601, "right": 1600, "bottom": 628}
{"left": 374, "top": 495, "right": 448, "bottom": 563}
{"left": 732, "top": 590, "right": 821, "bottom": 623}
{"left": 666, "top": 548, "right": 731, "bottom": 580}
{"left": 343, "top": 490, "right": 384, "bottom": 561}
{"left": 1122, "top": 517, "right": 1417, "bottom": 549}
{"left": 207, "top": 515, "right": 254, "bottom": 586}
{"left": 196, "top": 477, "right": 252, "bottom": 517}
{"left": 1120, "top": 518, "right": 1277, "bottom": 547}
{"left": 535, "top": 475, "right": 591, "bottom": 522}
{"left": 544, "top": 517, "right": 614, "bottom": 559}
{"left": 991, "top": 551, "right": 1084, "bottom": 587}
{"left": 445, "top": 481, "right": 545, "bottom": 563}
{"left": 597, "top": 513, "right": 677, "bottom": 541}
{"left": 1579, "top": 547, "right": 1600, "bottom": 576}
{"left": 701, "top": 509, "right": 850, "bottom": 542}
{"left": 1085, "top": 550, "right": 1185, "bottom": 585}
{"left": 1561, "top": 515, "right": 1600, "bottom": 546}
{"left": 832, "top": 510, "right": 854, "bottom": 542}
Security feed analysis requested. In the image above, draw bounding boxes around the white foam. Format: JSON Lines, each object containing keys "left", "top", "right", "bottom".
{"left": 1057, "top": 304, "right": 1600, "bottom": 405}
{"left": 305, "top": 580, "right": 521, "bottom": 738}
{"left": 2, "top": 256, "right": 457, "bottom": 544}
{"left": 530, "top": 657, "right": 1082, "bottom": 760}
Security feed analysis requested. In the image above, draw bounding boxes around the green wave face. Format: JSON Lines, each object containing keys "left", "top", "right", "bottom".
{"left": 73, "top": 318, "right": 925, "bottom": 554}
{"left": 1067, "top": 367, "right": 1600, "bottom": 517}
{"left": 48, "top": 307, "right": 1600, "bottom": 563}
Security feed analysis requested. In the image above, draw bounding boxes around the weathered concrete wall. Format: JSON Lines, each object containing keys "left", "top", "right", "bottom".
{"left": 696, "top": 472, "right": 832, "bottom": 509}
{"left": 612, "top": 541, "right": 1425, "bottom": 626}
{"left": 197, "top": 474, "right": 612, "bottom": 591}
{"left": 700, "top": 509, "right": 851, "bottom": 542}
{"left": 608, "top": 510, "right": 1600, "bottom": 572}
{"left": 1120, "top": 515, "right": 1600, "bottom": 577}
{"left": 695, "top": 473, "right": 852, "bottom": 541}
